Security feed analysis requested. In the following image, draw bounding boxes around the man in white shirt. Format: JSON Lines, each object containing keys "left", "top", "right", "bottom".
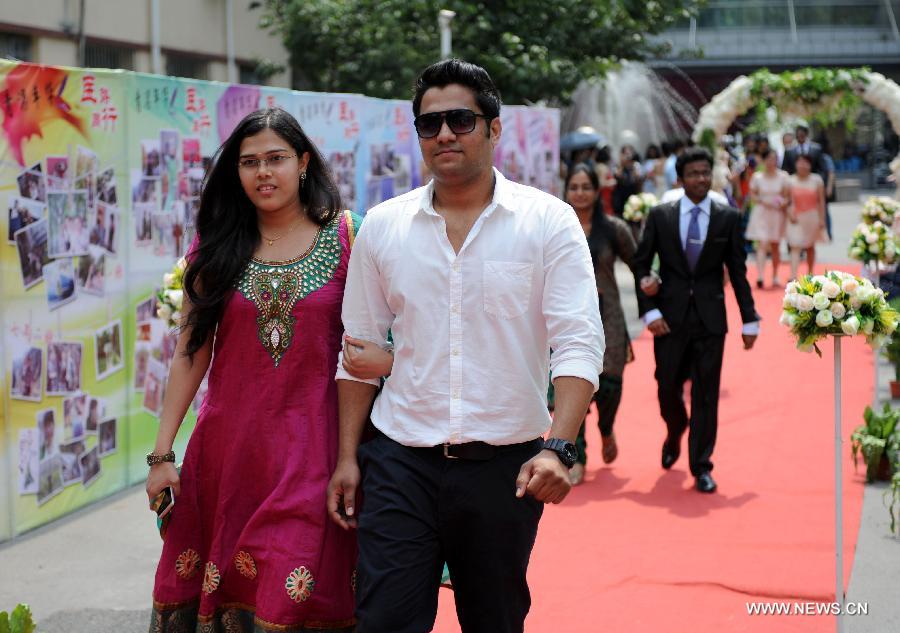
{"left": 634, "top": 147, "right": 759, "bottom": 494}
{"left": 328, "top": 59, "right": 604, "bottom": 633}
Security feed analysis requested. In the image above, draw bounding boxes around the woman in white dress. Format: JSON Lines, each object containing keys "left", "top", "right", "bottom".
{"left": 746, "top": 149, "right": 790, "bottom": 288}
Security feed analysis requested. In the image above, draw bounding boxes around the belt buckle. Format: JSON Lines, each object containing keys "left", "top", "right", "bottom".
{"left": 442, "top": 443, "right": 459, "bottom": 459}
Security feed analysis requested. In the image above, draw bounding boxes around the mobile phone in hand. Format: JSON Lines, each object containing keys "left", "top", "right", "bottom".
{"left": 154, "top": 486, "right": 175, "bottom": 519}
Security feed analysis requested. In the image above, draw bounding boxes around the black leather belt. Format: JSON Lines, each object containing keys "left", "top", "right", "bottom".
{"left": 434, "top": 438, "right": 543, "bottom": 461}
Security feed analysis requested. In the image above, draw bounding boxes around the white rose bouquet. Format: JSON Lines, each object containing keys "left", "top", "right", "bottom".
{"left": 848, "top": 221, "right": 897, "bottom": 265}
{"left": 860, "top": 196, "right": 900, "bottom": 225}
{"left": 156, "top": 256, "right": 187, "bottom": 330}
{"left": 623, "top": 192, "right": 658, "bottom": 223}
{"left": 780, "top": 270, "right": 898, "bottom": 354}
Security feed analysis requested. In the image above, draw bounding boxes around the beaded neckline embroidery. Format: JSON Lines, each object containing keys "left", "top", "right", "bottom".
{"left": 236, "top": 216, "right": 342, "bottom": 366}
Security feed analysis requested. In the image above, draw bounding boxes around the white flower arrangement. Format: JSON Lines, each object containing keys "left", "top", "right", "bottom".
{"left": 622, "top": 192, "right": 658, "bottom": 223}
{"left": 848, "top": 221, "right": 897, "bottom": 265}
{"left": 780, "top": 270, "right": 898, "bottom": 354}
{"left": 157, "top": 257, "right": 187, "bottom": 330}
{"left": 860, "top": 196, "right": 900, "bottom": 225}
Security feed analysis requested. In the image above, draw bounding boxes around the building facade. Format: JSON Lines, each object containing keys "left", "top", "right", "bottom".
{"left": 0, "top": 0, "right": 290, "bottom": 87}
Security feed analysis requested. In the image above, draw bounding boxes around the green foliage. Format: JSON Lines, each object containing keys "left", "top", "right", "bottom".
{"left": 255, "top": 0, "right": 702, "bottom": 104}
{"left": 748, "top": 67, "right": 869, "bottom": 130}
{"left": 0, "top": 605, "right": 35, "bottom": 633}
{"left": 851, "top": 403, "right": 900, "bottom": 483}
{"left": 888, "top": 471, "right": 900, "bottom": 536}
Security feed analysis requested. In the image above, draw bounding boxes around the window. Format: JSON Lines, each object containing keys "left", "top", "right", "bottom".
{"left": 696, "top": 1, "right": 790, "bottom": 29}
{"left": 239, "top": 63, "right": 261, "bottom": 86}
{"left": 84, "top": 43, "right": 134, "bottom": 70}
{"left": 0, "top": 32, "right": 32, "bottom": 62}
{"left": 166, "top": 54, "right": 208, "bottom": 80}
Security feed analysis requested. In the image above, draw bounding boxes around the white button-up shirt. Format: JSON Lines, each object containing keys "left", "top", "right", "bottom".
{"left": 336, "top": 169, "right": 604, "bottom": 447}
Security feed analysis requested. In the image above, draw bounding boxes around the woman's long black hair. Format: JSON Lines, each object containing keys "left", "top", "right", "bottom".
{"left": 564, "top": 162, "right": 618, "bottom": 258}
{"left": 182, "top": 107, "right": 341, "bottom": 358}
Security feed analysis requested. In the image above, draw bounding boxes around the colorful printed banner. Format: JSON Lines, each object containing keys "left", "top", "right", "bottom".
{"left": 0, "top": 60, "right": 558, "bottom": 540}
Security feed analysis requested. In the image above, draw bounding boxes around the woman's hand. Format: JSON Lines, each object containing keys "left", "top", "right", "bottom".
{"left": 342, "top": 335, "right": 393, "bottom": 380}
{"left": 640, "top": 275, "right": 660, "bottom": 297}
{"left": 146, "top": 462, "right": 180, "bottom": 507}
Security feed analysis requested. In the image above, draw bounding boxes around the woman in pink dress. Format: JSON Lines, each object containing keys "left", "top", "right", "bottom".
{"left": 145, "top": 108, "right": 392, "bottom": 632}
{"left": 786, "top": 153, "right": 827, "bottom": 281}
{"left": 747, "top": 149, "right": 790, "bottom": 288}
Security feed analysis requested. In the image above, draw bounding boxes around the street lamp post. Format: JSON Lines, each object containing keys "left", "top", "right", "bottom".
{"left": 438, "top": 10, "right": 456, "bottom": 59}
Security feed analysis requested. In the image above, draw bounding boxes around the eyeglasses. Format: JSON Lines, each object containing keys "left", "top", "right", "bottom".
{"left": 413, "top": 109, "right": 492, "bottom": 139}
{"left": 238, "top": 153, "right": 297, "bottom": 171}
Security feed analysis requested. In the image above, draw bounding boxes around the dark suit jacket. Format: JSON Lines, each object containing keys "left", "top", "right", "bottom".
{"left": 782, "top": 142, "right": 826, "bottom": 176}
{"left": 632, "top": 200, "right": 759, "bottom": 335}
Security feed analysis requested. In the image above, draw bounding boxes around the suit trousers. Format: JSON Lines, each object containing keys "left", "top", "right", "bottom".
{"left": 355, "top": 432, "right": 544, "bottom": 633}
{"left": 652, "top": 301, "right": 726, "bottom": 476}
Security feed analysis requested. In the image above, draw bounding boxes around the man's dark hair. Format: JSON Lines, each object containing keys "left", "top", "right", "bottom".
{"left": 412, "top": 58, "right": 502, "bottom": 119}
{"left": 795, "top": 124, "right": 810, "bottom": 134}
{"left": 675, "top": 147, "right": 714, "bottom": 179}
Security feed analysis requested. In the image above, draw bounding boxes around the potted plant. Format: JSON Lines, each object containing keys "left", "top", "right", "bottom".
{"left": 0, "top": 603, "right": 35, "bottom": 633}
{"left": 851, "top": 403, "right": 899, "bottom": 482}
{"left": 882, "top": 297, "right": 900, "bottom": 398}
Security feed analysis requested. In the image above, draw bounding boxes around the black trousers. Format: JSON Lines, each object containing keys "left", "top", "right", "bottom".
{"left": 575, "top": 374, "right": 623, "bottom": 465}
{"left": 653, "top": 303, "right": 726, "bottom": 476}
{"left": 355, "top": 432, "right": 544, "bottom": 633}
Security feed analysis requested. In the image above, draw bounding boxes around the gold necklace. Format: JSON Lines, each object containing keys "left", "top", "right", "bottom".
{"left": 260, "top": 216, "right": 302, "bottom": 246}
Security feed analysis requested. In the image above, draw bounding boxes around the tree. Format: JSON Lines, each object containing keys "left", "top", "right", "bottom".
{"left": 255, "top": 0, "right": 700, "bottom": 105}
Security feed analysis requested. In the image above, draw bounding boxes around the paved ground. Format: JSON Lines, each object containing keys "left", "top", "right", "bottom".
{"left": 1, "top": 194, "right": 898, "bottom": 632}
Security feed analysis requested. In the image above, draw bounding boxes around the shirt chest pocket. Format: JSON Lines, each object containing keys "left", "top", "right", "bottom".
{"left": 483, "top": 261, "right": 534, "bottom": 319}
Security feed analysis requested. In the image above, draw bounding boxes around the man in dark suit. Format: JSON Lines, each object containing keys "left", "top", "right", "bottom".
{"left": 633, "top": 147, "right": 760, "bottom": 493}
{"left": 781, "top": 123, "right": 826, "bottom": 176}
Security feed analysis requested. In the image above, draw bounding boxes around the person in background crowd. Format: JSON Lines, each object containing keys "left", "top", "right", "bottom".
{"left": 818, "top": 136, "right": 837, "bottom": 240}
{"left": 564, "top": 163, "right": 638, "bottom": 484}
{"left": 778, "top": 131, "right": 796, "bottom": 168}
{"left": 594, "top": 144, "right": 617, "bottom": 216}
{"left": 664, "top": 139, "right": 685, "bottom": 191}
{"left": 612, "top": 145, "right": 643, "bottom": 216}
{"left": 641, "top": 144, "right": 664, "bottom": 196}
{"left": 746, "top": 149, "right": 790, "bottom": 288}
{"left": 786, "top": 153, "right": 827, "bottom": 281}
{"left": 781, "top": 123, "right": 826, "bottom": 177}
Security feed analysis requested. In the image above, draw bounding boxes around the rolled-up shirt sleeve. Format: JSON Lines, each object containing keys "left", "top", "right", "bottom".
{"left": 542, "top": 206, "right": 605, "bottom": 391}
{"left": 335, "top": 218, "right": 394, "bottom": 386}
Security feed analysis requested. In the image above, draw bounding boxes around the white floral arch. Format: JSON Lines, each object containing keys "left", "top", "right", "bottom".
{"left": 691, "top": 68, "right": 900, "bottom": 190}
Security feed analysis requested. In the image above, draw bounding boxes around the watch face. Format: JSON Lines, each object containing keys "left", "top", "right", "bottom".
{"left": 562, "top": 443, "right": 578, "bottom": 465}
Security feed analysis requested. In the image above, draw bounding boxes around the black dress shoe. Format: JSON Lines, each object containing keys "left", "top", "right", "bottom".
{"left": 695, "top": 472, "right": 717, "bottom": 493}
{"left": 661, "top": 440, "right": 680, "bottom": 470}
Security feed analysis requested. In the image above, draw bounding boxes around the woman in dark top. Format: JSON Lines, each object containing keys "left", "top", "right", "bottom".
{"left": 564, "top": 163, "right": 639, "bottom": 485}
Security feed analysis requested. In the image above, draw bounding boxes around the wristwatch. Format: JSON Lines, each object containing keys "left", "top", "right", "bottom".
{"left": 543, "top": 438, "right": 578, "bottom": 468}
{"left": 147, "top": 450, "right": 176, "bottom": 467}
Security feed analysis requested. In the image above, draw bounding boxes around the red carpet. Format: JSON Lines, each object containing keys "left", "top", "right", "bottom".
{"left": 435, "top": 264, "right": 872, "bottom": 632}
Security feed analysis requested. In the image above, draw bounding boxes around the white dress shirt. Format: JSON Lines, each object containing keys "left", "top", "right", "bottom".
{"left": 642, "top": 194, "right": 760, "bottom": 335}
{"left": 336, "top": 169, "right": 605, "bottom": 447}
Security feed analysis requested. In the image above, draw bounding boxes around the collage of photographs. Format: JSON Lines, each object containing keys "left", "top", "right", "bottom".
{"left": 11, "top": 327, "right": 123, "bottom": 505}
{"left": 132, "top": 130, "right": 206, "bottom": 258}
{"left": 9, "top": 146, "right": 119, "bottom": 308}
{"left": 7, "top": 134, "right": 209, "bottom": 508}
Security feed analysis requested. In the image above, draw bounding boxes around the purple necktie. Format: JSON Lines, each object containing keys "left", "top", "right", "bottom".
{"left": 685, "top": 206, "right": 702, "bottom": 271}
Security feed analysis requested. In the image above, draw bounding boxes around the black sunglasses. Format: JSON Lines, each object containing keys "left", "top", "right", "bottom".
{"left": 413, "top": 109, "right": 492, "bottom": 139}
